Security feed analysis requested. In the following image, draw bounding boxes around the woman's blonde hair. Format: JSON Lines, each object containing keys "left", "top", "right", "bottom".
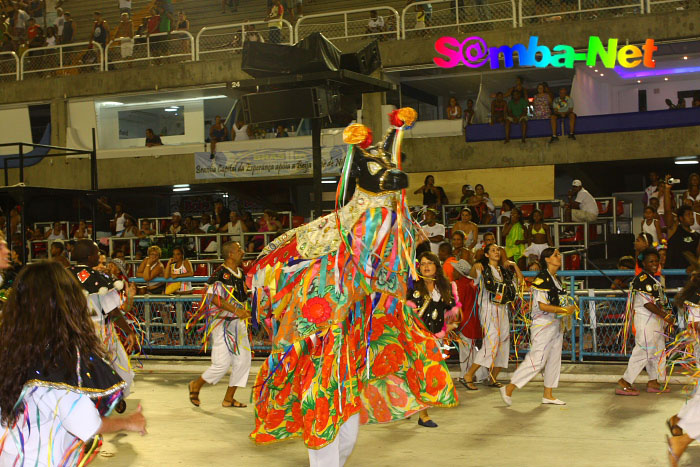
{"left": 147, "top": 245, "right": 162, "bottom": 257}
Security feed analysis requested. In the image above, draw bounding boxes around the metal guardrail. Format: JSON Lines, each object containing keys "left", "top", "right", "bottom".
{"left": 646, "top": 0, "right": 693, "bottom": 12}
{"left": 20, "top": 41, "right": 104, "bottom": 79}
{"left": 105, "top": 31, "right": 195, "bottom": 70}
{"left": 518, "top": 0, "right": 645, "bottom": 25}
{"left": 295, "top": 6, "right": 400, "bottom": 42}
{"left": 196, "top": 19, "right": 294, "bottom": 60}
{"left": 401, "top": 0, "right": 517, "bottom": 39}
{"left": 0, "top": 51, "right": 19, "bottom": 82}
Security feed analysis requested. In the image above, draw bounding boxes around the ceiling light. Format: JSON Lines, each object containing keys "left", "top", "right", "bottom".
{"left": 101, "top": 101, "right": 124, "bottom": 107}
{"left": 600, "top": 73, "right": 604, "bottom": 76}
{"left": 173, "top": 187, "right": 191, "bottom": 192}
{"left": 683, "top": 56, "right": 688, "bottom": 60}
{"left": 637, "top": 80, "right": 641, "bottom": 83}
{"left": 664, "top": 77, "right": 669, "bottom": 81}
{"left": 594, "top": 69, "right": 598, "bottom": 72}
{"left": 675, "top": 160, "right": 699, "bottom": 165}
{"left": 164, "top": 108, "right": 178, "bottom": 112}
{"left": 174, "top": 184, "right": 189, "bottom": 188}
{"left": 321, "top": 178, "right": 336, "bottom": 184}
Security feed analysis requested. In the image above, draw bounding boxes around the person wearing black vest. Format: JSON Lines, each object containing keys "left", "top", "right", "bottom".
{"left": 188, "top": 241, "right": 251, "bottom": 408}
{"left": 406, "top": 251, "right": 461, "bottom": 428}
{"left": 462, "top": 243, "right": 523, "bottom": 390}
{"left": 616, "top": 248, "right": 673, "bottom": 396}
{"left": 500, "top": 248, "right": 575, "bottom": 407}
{"left": 663, "top": 179, "right": 700, "bottom": 288}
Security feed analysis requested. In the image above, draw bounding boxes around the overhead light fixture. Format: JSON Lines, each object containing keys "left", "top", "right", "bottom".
{"left": 675, "top": 158, "right": 699, "bottom": 165}
{"left": 101, "top": 101, "right": 124, "bottom": 107}
{"left": 664, "top": 77, "right": 669, "bottom": 81}
{"left": 164, "top": 108, "right": 178, "bottom": 112}
{"left": 173, "top": 184, "right": 190, "bottom": 192}
{"left": 100, "top": 95, "right": 228, "bottom": 109}
{"left": 321, "top": 178, "right": 336, "bottom": 184}
{"left": 637, "top": 80, "right": 641, "bottom": 83}
{"left": 594, "top": 69, "right": 598, "bottom": 72}
{"left": 615, "top": 65, "right": 700, "bottom": 79}
{"left": 684, "top": 56, "right": 688, "bottom": 60}
{"left": 174, "top": 184, "right": 189, "bottom": 188}
{"left": 600, "top": 73, "right": 604, "bottom": 76}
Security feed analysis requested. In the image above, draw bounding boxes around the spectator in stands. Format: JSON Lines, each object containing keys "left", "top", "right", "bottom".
{"left": 267, "top": 0, "right": 283, "bottom": 44}
{"left": 367, "top": 10, "right": 384, "bottom": 35}
{"left": 565, "top": 180, "right": 598, "bottom": 223}
{"left": 270, "top": 125, "right": 287, "bottom": 138}
{"left": 499, "top": 199, "right": 515, "bottom": 224}
{"left": 490, "top": 92, "right": 506, "bottom": 125}
{"left": 169, "top": 212, "right": 183, "bottom": 235}
{"left": 422, "top": 208, "right": 445, "bottom": 255}
{"left": 463, "top": 99, "right": 475, "bottom": 126}
{"left": 524, "top": 209, "right": 553, "bottom": 266}
{"left": 213, "top": 199, "right": 230, "bottom": 228}
{"left": 643, "top": 171, "right": 660, "bottom": 206}
{"left": 54, "top": 7, "right": 65, "bottom": 42}
{"left": 232, "top": 118, "right": 251, "bottom": 141}
{"left": 119, "top": 0, "right": 132, "bottom": 15}
{"left": 50, "top": 241, "right": 70, "bottom": 268}
{"left": 450, "top": 230, "right": 472, "bottom": 263}
{"left": 683, "top": 173, "right": 700, "bottom": 205}
{"left": 89, "top": 11, "right": 110, "bottom": 51}
{"left": 641, "top": 206, "right": 662, "bottom": 244}
{"left": 611, "top": 256, "right": 636, "bottom": 290}
{"left": 200, "top": 213, "right": 215, "bottom": 233}
{"left": 414, "top": 4, "right": 426, "bottom": 34}
{"left": 145, "top": 128, "right": 163, "bottom": 147}
{"left": 241, "top": 211, "right": 257, "bottom": 233}
{"left": 12, "top": 6, "right": 30, "bottom": 41}
{"left": 459, "top": 184, "right": 474, "bottom": 204}
{"left": 247, "top": 210, "right": 282, "bottom": 253}
{"left": 505, "top": 89, "right": 528, "bottom": 143}
{"left": 663, "top": 178, "right": 700, "bottom": 288}
{"left": 115, "top": 12, "right": 134, "bottom": 59}
{"left": 470, "top": 184, "right": 496, "bottom": 224}
{"left": 163, "top": 246, "right": 193, "bottom": 294}
{"left": 209, "top": 115, "right": 228, "bottom": 156}
{"left": 446, "top": 97, "right": 461, "bottom": 120}
{"left": 45, "top": 25, "right": 57, "bottom": 47}
{"left": 120, "top": 216, "right": 138, "bottom": 237}
{"left": 176, "top": 10, "right": 189, "bottom": 32}
{"left": 44, "top": 221, "right": 65, "bottom": 241}
{"left": 25, "top": 17, "right": 39, "bottom": 42}
{"left": 157, "top": 2, "right": 172, "bottom": 34}
{"left": 414, "top": 175, "right": 448, "bottom": 208}
{"left": 533, "top": 83, "right": 552, "bottom": 120}
{"left": 61, "top": 11, "right": 74, "bottom": 44}
{"left": 452, "top": 208, "right": 478, "bottom": 250}
{"left": 112, "top": 202, "right": 127, "bottom": 236}
{"left": 219, "top": 210, "right": 247, "bottom": 245}
{"left": 137, "top": 245, "right": 165, "bottom": 294}
{"left": 550, "top": 87, "right": 576, "bottom": 141}
{"left": 504, "top": 76, "right": 528, "bottom": 100}
{"left": 503, "top": 207, "right": 526, "bottom": 266}
{"left": 73, "top": 220, "right": 91, "bottom": 240}
{"left": 28, "top": 21, "right": 45, "bottom": 48}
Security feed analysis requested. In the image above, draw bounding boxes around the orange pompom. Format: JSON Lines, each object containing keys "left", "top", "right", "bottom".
{"left": 343, "top": 124, "right": 370, "bottom": 145}
{"left": 397, "top": 107, "right": 417, "bottom": 127}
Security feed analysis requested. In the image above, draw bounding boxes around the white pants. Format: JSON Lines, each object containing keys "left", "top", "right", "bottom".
{"left": 510, "top": 319, "right": 563, "bottom": 389}
{"left": 473, "top": 301, "right": 510, "bottom": 370}
{"left": 202, "top": 319, "right": 251, "bottom": 387}
{"left": 622, "top": 312, "right": 666, "bottom": 384}
{"left": 678, "top": 391, "right": 700, "bottom": 440}
{"left": 308, "top": 413, "right": 359, "bottom": 467}
{"left": 571, "top": 209, "right": 597, "bottom": 223}
{"left": 108, "top": 331, "right": 134, "bottom": 397}
{"left": 457, "top": 334, "right": 488, "bottom": 381}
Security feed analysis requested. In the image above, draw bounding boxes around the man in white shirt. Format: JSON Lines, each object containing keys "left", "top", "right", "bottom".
{"left": 367, "top": 10, "right": 384, "bottom": 34}
{"left": 54, "top": 7, "right": 65, "bottom": 38}
{"left": 422, "top": 209, "right": 445, "bottom": 254}
{"left": 566, "top": 180, "right": 598, "bottom": 223}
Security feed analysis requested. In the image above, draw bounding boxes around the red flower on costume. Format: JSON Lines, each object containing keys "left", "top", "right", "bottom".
{"left": 301, "top": 297, "right": 332, "bottom": 324}
{"left": 315, "top": 397, "right": 331, "bottom": 430}
{"left": 366, "top": 384, "right": 392, "bottom": 422}
{"left": 426, "top": 340, "right": 444, "bottom": 362}
{"left": 387, "top": 383, "right": 408, "bottom": 407}
{"left": 265, "top": 409, "right": 286, "bottom": 430}
{"left": 372, "top": 344, "right": 405, "bottom": 377}
{"left": 275, "top": 384, "right": 292, "bottom": 405}
{"left": 425, "top": 364, "right": 447, "bottom": 396}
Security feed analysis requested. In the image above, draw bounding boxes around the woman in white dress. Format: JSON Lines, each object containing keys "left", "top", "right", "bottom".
{"left": 0, "top": 261, "right": 147, "bottom": 466}
{"left": 462, "top": 243, "right": 524, "bottom": 390}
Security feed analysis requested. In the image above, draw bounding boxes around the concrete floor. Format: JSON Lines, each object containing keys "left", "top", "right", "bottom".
{"left": 92, "top": 361, "right": 700, "bottom": 467}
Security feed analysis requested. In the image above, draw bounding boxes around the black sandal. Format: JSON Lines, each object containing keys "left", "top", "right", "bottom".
{"left": 488, "top": 380, "right": 503, "bottom": 388}
{"left": 222, "top": 399, "right": 247, "bottom": 408}
{"left": 462, "top": 377, "right": 478, "bottom": 391}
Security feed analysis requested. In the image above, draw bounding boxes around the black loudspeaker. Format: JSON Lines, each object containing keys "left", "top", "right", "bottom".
{"left": 241, "top": 41, "right": 311, "bottom": 78}
{"left": 340, "top": 40, "right": 382, "bottom": 75}
{"left": 295, "top": 32, "right": 341, "bottom": 73}
{"left": 241, "top": 87, "right": 339, "bottom": 123}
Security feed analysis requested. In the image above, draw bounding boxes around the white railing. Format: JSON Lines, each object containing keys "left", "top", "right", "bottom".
{"left": 646, "top": 0, "right": 692, "bottom": 12}
{"left": 196, "top": 19, "right": 294, "bottom": 60}
{"left": 105, "top": 31, "right": 195, "bottom": 69}
{"left": 519, "top": 0, "right": 644, "bottom": 25}
{"left": 295, "top": 7, "right": 400, "bottom": 42}
{"left": 0, "top": 51, "right": 19, "bottom": 82}
{"left": 20, "top": 41, "right": 103, "bottom": 79}
{"left": 402, "top": 0, "right": 517, "bottom": 39}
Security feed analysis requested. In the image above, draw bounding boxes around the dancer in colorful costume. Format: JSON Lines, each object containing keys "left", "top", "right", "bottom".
{"left": 0, "top": 261, "right": 146, "bottom": 466}
{"left": 69, "top": 240, "right": 137, "bottom": 412}
{"left": 248, "top": 108, "right": 458, "bottom": 466}
{"left": 616, "top": 247, "right": 673, "bottom": 396}
{"left": 406, "top": 251, "right": 461, "bottom": 427}
{"left": 500, "top": 248, "right": 576, "bottom": 406}
{"left": 463, "top": 243, "right": 524, "bottom": 390}
{"left": 666, "top": 270, "right": 700, "bottom": 466}
{"left": 187, "top": 241, "right": 252, "bottom": 408}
